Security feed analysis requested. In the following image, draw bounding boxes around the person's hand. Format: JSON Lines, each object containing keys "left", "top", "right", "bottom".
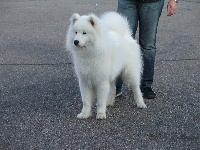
{"left": 167, "top": 0, "right": 177, "bottom": 16}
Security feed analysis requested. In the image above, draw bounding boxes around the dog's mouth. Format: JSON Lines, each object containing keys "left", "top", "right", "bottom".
{"left": 75, "top": 44, "right": 87, "bottom": 48}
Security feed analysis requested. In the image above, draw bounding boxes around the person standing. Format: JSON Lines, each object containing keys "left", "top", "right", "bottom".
{"left": 116, "top": 0, "right": 177, "bottom": 99}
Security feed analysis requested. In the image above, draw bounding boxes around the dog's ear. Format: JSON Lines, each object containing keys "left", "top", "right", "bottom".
{"left": 70, "top": 13, "right": 80, "bottom": 24}
{"left": 88, "top": 14, "right": 99, "bottom": 28}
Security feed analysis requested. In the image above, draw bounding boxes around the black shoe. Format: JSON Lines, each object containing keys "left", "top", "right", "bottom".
{"left": 115, "top": 88, "right": 122, "bottom": 97}
{"left": 141, "top": 87, "right": 156, "bottom": 99}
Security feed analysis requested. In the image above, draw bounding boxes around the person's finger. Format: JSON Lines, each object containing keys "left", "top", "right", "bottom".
{"left": 167, "top": 4, "right": 172, "bottom": 16}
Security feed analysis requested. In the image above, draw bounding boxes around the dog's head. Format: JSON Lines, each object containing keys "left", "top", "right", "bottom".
{"left": 67, "top": 13, "right": 100, "bottom": 49}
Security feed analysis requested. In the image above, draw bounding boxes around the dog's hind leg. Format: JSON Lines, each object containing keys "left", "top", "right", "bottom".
{"left": 96, "top": 81, "right": 110, "bottom": 119}
{"left": 132, "top": 83, "right": 147, "bottom": 108}
{"left": 77, "top": 81, "right": 95, "bottom": 119}
{"left": 124, "top": 71, "right": 147, "bottom": 108}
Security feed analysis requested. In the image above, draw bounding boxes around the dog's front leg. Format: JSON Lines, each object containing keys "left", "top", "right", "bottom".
{"left": 77, "top": 81, "right": 94, "bottom": 119}
{"left": 96, "top": 82, "right": 110, "bottom": 119}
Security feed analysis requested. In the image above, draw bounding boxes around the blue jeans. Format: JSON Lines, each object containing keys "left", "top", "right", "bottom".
{"left": 116, "top": 0, "right": 164, "bottom": 90}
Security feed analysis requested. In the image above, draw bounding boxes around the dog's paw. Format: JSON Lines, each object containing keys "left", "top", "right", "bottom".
{"left": 106, "top": 101, "right": 114, "bottom": 107}
{"left": 77, "top": 112, "right": 91, "bottom": 119}
{"left": 96, "top": 113, "right": 106, "bottom": 120}
{"left": 137, "top": 103, "right": 147, "bottom": 109}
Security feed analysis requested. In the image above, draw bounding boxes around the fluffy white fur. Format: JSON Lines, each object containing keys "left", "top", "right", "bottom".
{"left": 66, "top": 12, "right": 146, "bottom": 119}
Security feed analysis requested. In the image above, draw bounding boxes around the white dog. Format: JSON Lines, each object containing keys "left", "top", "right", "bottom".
{"left": 66, "top": 12, "right": 146, "bottom": 119}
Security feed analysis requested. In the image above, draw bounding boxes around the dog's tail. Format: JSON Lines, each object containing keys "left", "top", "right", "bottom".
{"left": 100, "top": 11, "right": 132, "bottom": 36}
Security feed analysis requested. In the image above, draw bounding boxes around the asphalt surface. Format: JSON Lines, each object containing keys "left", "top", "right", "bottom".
{"left": 0, "top": 0, "right": 200, "bottom": 149}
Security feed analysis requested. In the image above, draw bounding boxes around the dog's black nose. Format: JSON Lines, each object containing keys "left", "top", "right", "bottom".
{"left": 74, "top": 40, "right": 79, "bottom": 46}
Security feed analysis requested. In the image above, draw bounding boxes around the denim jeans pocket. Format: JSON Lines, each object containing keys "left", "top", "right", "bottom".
{"left": 141, "top": 0, "right": 164, "bottom": 11}
{"left": 118, "top": 0, "right": 137, "bottom": 9}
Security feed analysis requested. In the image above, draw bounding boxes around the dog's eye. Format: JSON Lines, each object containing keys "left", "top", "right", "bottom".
{"left": 75, "top": 32, "right": 77, "bottom": 34}
{"left": 83, "top": 32, "right": 86, "bottom": 35}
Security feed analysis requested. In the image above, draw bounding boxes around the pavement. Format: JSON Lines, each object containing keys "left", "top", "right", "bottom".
{"left": 0, "top": 0, "right": 199, "bottom": 149}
